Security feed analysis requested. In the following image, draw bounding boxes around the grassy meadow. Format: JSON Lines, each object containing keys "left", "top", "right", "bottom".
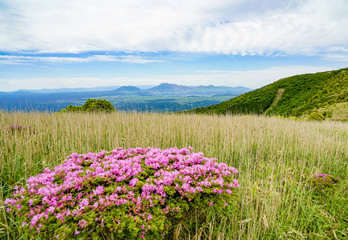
{"left": 0, "top": 112, "right": 347, "bottom": 239}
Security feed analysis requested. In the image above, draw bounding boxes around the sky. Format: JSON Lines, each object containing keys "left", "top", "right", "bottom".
{"left": 1, "top": 0, "right": 348, "bottom": 91}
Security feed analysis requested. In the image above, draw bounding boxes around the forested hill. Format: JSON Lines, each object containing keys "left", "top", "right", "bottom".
{"left": 190, "top": 68, "right": 348, "bottom": 118}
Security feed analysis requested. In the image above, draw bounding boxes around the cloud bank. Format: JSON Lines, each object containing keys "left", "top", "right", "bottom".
{"left": 0, "top": 55, "right": 163, "bottom": 64}
{"left": 1, "top": 0, "right": 348, "bottom": 55}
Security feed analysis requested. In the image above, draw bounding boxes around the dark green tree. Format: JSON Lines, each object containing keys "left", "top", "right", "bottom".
{"left": 61, "top": 105, "right": 82, "bottom": 112}
{"left": 82, "top": 99, "right": 116, "bottom": 112}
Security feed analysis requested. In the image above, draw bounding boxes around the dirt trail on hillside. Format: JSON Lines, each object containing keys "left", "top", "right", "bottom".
{"left": 264, "top": 88, "right": 285, "bottom": 115}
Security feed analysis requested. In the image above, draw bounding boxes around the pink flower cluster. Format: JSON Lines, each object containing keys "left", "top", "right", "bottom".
{"left": 312, "top": 173, "right": 340, "bottom": 186}
{"left": 5, "top": 147, "right": 239, "bottom": 237}
{"left": 7, "top": 124, "right": 32, "bottom": 132}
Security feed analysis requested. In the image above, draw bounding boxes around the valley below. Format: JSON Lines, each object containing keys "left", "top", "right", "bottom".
{"left": 0, "top": 83, "right": 251, "bottom": 113}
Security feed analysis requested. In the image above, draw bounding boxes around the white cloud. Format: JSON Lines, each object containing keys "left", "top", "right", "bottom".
{"left": 322, "top": 53, "right": 348, "bottom": 62}
{"left": 0, "top": 65, "right": 339, "bottom": 91}
{"left": 0, "top": 55, "right": 163, "bottom": 64}
{"left": 1, "top": 0, "right": 348, "bottom": 55}
{"left": 322, "top": 47, "right": 348, "bottom": 61}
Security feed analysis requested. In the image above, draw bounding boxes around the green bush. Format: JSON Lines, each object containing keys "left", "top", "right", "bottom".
{"left": 60, "top": 99, "right": 116, "bottom": 113}
{"left": 61, "top": 105, "right": 83, "bottom": 112}
{"left": 322, "top": 111, "right": 333, "bottom": 118}
{"left": 82, "top": 99, "right": 116, "bottom": 112}
{"left": 306, "top": 112, "right": 325, "bottom": 121}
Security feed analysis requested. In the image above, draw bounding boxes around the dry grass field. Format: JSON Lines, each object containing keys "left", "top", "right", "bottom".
{"left": 0, "top": 112, "right": 347, "bottom": 239}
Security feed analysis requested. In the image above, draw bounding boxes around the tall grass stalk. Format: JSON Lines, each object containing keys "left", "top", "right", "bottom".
{"left": 0, "top": 111, "right": 347, "bottom": 239}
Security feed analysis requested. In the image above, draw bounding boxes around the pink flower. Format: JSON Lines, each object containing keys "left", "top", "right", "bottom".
{"left": 78, "top": 219, "right": 88, "bottom": 228}
{"left": 129, "top": 178, "right": 139, "bottom": 187}
{"left": 36, "top": 223, "right": 42, "bottom": 232}
{"left": 209, "top": 201, "right": 214, "bottom": 207}
{"left": 79, "top": 199, "right": 89, "bottom": 208}
{"left": 93, "top": 186, "right": 105, "bottom": 195}
{"left": 29, "top": 199, "right": 35, "bottom": 206}
{"left": 30, "top": 214, "right": 42, "bottom": 227}
{"left": 4, "top": 198, "right": 16, "bottom": 205}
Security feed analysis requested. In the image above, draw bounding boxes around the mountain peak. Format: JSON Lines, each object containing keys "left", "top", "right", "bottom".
{"left": 150, "top": 83, "right": 192, "bottom": 92}
{"left": 115, "top": 86, "right": 141, "bottom": 92}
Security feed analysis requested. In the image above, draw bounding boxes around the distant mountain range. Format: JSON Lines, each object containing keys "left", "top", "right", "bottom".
{"left": 6, "top": 83, "right": 250, "bottom": 96}
{"left": 148, "top": 83, "right": 250, "bottom": 96}
{"left": 10, "top": 85, "right": 155, "bottom": 93}
{"left": 190, "top": 68, "right": 348, "bottom": 120}
{"left": 0, "top": 83, "right": 251, "bottom": 112}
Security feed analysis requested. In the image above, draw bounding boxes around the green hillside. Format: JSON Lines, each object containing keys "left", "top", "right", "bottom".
{"left": 191, "top": 67, "right": 348, "bottom": 119}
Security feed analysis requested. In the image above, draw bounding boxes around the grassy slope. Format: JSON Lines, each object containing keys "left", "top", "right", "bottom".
{"left": 318, "top": 102, "right": 348, "bottom": 120}
{"left": 191, "top": 68, "right": 348, "bottom": 117}
{"left": 1, "top": 112, "right": 347, "bottom": 239}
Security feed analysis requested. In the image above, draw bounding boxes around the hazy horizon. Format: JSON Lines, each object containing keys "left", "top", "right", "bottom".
{"left": 2, "top": 82, "right": 254, "bottom": 93}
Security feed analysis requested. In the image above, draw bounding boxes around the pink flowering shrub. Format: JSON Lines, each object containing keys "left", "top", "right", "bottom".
{"left": 7, "top": 124, "right": 33, "bottom": 133}
{"left": 310, "top": 174, "right": 340, "bottom": 189}
{"left": 5, "top": 147, "right": 239, "bottom": 239}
